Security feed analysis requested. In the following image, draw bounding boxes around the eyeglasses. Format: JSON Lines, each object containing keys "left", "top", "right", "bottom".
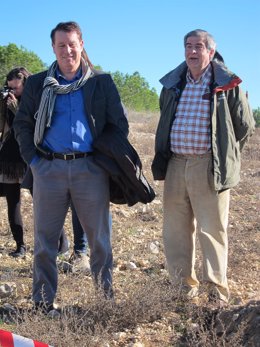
{"left": 185, "top": 43, "right": 206, "bottom": 52}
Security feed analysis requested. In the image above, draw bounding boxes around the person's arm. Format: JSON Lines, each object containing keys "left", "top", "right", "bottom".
{"left": 227, "top": 86, "right": 255, "bottom": 150}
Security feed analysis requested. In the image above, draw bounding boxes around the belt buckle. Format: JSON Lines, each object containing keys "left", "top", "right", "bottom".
{"left": 65, "top": 153, "right": 75, "bottom": 160}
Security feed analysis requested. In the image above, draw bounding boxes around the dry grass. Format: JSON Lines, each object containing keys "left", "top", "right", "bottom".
{"left": 0, "top": 112, "right": 259, "bottom": 346}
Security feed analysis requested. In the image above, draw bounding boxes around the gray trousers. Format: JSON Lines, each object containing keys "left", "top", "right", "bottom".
{"left": 31, "top": 156, "right": 111, "bottom": 304}
{"left": 163, "top": 153, "right": 230, "bottom": 302}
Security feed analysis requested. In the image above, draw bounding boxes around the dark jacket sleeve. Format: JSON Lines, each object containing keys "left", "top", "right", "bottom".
{"left": 151, "top": 88, "right": 174, "bottom": 180}
{"left": 13, "top": 73, "right": 45, "bottom": 164}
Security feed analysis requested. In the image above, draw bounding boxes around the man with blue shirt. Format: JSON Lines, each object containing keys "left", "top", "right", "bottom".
{"left": 14, "top": 21, "right": 128, "bottom": 312}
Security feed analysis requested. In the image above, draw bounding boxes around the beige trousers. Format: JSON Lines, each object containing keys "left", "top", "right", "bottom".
{"left": 163, "top": 153, "right": 230, "bottom": 302}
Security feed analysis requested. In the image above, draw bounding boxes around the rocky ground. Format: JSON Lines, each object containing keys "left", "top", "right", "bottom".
{"left": 0, "top": 112, "right": 259, "bottom": 346}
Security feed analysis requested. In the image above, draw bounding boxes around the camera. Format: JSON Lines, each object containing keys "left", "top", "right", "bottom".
{"left": 0, "top": 86, "right": 13, "bottom": 100}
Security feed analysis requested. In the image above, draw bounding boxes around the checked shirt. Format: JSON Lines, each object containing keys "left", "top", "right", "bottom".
{"left": 170, "top": 64, "right": 212, "bottom": 155}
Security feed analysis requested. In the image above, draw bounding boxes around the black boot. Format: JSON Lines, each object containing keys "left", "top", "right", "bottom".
{"left": 9, "top": 223, "right": 26, "bottom": 258}
{"left": 9, "top": 244, "right": 26, "bottom": 258}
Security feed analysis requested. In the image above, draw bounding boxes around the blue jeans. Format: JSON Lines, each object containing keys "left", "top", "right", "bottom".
{"left": 71, "top": 201, "right": 88, "bottom": 254}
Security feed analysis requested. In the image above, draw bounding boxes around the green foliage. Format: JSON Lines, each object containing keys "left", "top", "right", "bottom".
{"left": 0, "top": 43, "right": 46, "bottom": 86}
{"left": 93, "top": 65, "right": 102, "bottom": 70}
{"left": 253, "top": 108, "right": 260, "bottom": 127}
{"left": 111, "top": 71, "right": 159, "bottom": 112}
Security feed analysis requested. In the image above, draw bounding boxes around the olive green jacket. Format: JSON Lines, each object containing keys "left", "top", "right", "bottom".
{"left": 152, "top": 60, "right": 255, "bottom": 190}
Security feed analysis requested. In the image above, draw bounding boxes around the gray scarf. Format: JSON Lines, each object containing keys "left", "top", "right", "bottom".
{"left": 34, "top": 58, "right": 92, "bottom": 146}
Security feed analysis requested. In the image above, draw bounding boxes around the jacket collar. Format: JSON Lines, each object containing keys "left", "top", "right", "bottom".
{"left": 159, "top": 61, "right": 187, "bottom": 89}
{"left": 211, "top": 61, "right": 242, "bottom": 92}
{"left": 159, "top": 60, "right": 242, "bottom": 92}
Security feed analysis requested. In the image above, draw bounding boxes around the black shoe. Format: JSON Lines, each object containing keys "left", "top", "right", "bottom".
{"left": 34, "top": 302, "right": 54, "bottom": 314}
{"left": 9, "top": 245, "right": 26, "bottom": 258}
{"left": 104, "top": 287, "right": 114, "bottom": 300}
{"left": 33, "top": 302, "right": 61, "bottom": 318}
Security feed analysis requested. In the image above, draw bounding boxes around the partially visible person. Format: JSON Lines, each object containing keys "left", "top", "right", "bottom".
{"left": 70, "top": 201, "right": 88, "bottom": 255}
{"left": 152, "top": 29, "right": 255, "bottom": 306}
{"left": 65, "top": 201, "right": 90, "bottom": 272}
{"left": 14, "top": 21, "right": 128, "bottom": 310}
{"left": 0, "top": 67, "right": 30, "bottom": 257}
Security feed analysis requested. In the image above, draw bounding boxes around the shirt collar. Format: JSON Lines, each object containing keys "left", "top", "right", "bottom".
{"left": 187, "top": 64, "right": 212, "bottom": 85}
{"left": 55, "top": 66, "right": 82, "bottom": 83}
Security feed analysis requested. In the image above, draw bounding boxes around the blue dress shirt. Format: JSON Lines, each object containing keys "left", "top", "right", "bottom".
{"left": 42, "top": 68, "right": 93, "bottom": 153}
